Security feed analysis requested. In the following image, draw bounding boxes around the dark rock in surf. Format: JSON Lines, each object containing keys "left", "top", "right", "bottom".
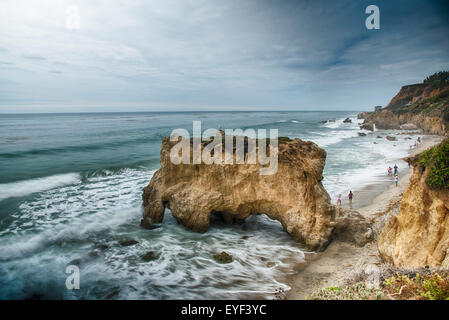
{"left": 386, "top": 136, "right": 397, "bottom": 141}
{"left": 119, "top": 240, "right": 139, "bottom": 246}
{"left": 68, "top": 258, "right": 82, "bottom": 266}
{"left": 213, "top": 251, "right": 233, "bottom": 264}
{"left": 140, "top": 218, "right": 161, "bottom": 230}
{"left": 142, "top": 251, "right": 158, "bottom": 262}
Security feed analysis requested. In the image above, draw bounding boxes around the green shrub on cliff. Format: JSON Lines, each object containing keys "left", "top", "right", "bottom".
{"left": 418, "top": 138, "right": 449, "bottom": 189}
{"left": 423, "top": 71, "right": 449, "bottom": 83}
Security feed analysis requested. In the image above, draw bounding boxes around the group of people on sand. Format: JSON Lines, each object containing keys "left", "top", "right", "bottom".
{"left": 410, "top": 136, "right": 422, "bottom": 149}
{"left": 336, "top": 190, "right": 354, "bottom": 208}
{"left": 336, "top": 136, "right": 423, "bottom": 207}
{"left": 387, "top": 164, "right": 400, "bottom": 187}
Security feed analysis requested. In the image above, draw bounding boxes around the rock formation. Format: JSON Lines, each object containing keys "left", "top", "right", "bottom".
{"left": 386, "top": 136, "right": 397, "bottom": 141}
{"left": 359, "top": 121, "right": 374, "bottom": 131}
{"left": 378, "top": 139, "right": 449, "bottom": 267}
{"left": 142, "top": 135, "right": 372, "bottom": 251}
{"left": 358, "top": 74, "right": 449, "bottom": 135}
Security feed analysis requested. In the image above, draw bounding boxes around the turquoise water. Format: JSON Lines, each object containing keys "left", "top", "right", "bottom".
{"left": 0, "top": 111, "right": 411, "bottom": 299}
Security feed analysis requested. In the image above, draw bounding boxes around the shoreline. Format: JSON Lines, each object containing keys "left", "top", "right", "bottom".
{"left": 286, "top": 134, "right": 444, "bottom": 300}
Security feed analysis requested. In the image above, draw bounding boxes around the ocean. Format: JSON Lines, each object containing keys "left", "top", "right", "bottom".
{"left": 0, "top": 111, "right": 413, "bottom": 299}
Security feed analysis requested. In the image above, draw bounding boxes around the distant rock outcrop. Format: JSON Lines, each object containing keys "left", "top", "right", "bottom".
{"left": 357, "top": 75, "right": 449, "bottom": 135}
{"left": 378, "top": 139, "right": 449, "bottom": 267}
{"left": 142, "top": 136, "right": 372, "bottom": 251}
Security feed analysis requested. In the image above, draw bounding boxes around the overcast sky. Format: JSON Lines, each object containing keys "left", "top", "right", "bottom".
{"left": 1, "top": 0, "right": 449, "bottom": 112}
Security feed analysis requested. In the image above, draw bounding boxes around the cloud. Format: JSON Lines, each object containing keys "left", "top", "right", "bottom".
{"left": 0, "top": 0, "right": 448, "bottom": 112}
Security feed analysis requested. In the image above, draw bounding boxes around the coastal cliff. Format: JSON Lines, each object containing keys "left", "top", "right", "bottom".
{"left": 378, "top": 138, "right": 449, "bottom": 267}
{"left": 142, "top": 135, "right": 372, "bottom": 251}
{"left": 359, "top": 72, "right": 449, "bottom": 135}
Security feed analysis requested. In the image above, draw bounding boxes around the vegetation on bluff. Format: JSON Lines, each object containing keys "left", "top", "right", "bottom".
{"left": 418, "top": 138, "right": 449, "bottom": 189}
{"left": 423, "top": 71, "right": 449, "bottom": 83}
{"left": 385, "top": 71, "right": 449, "bottom": 118}
{"left": 307, "top": 269, "right": 449, "bottom": 300}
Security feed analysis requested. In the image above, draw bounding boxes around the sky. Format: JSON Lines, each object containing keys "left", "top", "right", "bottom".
{"left": 0, "top": 0, "right": 449, "bottom": 113}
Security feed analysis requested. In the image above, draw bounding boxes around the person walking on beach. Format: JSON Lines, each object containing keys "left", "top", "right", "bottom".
{"left": 394, "top": 164, "right": 398, "bottom": 175}
{"left": 336, "top": 194, "right": 342, "bottom": 206}
{"left": 348, "top": 191, "right": 353, "bottom": 209}
{"left": 387, "top": 166, "right": 392, "bottom": 175}
{"left": 407, "top": 158, "right": 411, "bottom": 168}
{"left": 394, "top": 175, "right": 399, "bottom": 187}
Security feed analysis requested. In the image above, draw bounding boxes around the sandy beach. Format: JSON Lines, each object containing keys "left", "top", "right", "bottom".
{"left": 286, "top": 134, "right": 445, "bottom": 300}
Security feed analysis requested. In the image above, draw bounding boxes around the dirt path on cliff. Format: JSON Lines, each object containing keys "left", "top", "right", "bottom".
{"left": 286, "top": 135, "right": 444, "bottom": 300}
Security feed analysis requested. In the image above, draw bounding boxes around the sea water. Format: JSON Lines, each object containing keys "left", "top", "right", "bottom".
{"left": 0, "top": 111, "right": 414, "bottom": 299}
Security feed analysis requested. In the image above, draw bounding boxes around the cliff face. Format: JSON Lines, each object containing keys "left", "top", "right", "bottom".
{"left": 142, "top": 136, "right": 372, "bottom": 251}
{"left": 378, "top": 139, "right": 449, "bottom": 267}
{"left": 359, "top": 81, "right": 449, "bottom": 135}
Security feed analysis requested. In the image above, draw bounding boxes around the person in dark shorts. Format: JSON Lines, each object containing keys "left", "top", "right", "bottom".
{"left": 348, "top": 191, "right": 353, "bottom": 209}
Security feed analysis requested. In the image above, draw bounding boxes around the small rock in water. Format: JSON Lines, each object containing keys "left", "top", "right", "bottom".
{"left": 68, "top": 258, "right": 82, "bottom": 266}
{"left": 213, "top": 251, "right": 233, "bottom": 264}
{"left": 140, "top": 218, "right": 161, "bottom": 230}
{"left": 386, "top": 135, "right": 397, "bottom": 141}
{"left": 88, "top": 250, "right": 100, "bottom": 257}
{"left": 97, "top": 244, "right": 109, "bottom": 251}
{"left": 343, "top": 118, "right": 352, "bottom": 123}
{"left": 142, "top": 251, "right": 158, "bottom": 262}
{"left": 119, "top": 240, "right": 139, "bottom": 246}
{"left": 358, "top": 132, "right": 367, "bottom": 137}
{"left": 241, "top": 235, "right": 249, "bottom": 240}
{"left": 267, "top": 262, "right": 276, "bottom": 268}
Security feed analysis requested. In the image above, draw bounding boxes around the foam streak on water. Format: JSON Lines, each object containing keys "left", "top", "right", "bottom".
{"left": 0, "top": 173, "right": 81, "bottom": 201}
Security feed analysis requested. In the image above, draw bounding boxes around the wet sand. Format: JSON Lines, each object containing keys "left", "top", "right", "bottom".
{"left": 286, "top": 134, "right": 444, "bottom": 300}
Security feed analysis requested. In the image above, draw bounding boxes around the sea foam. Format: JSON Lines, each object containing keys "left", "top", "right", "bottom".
{"left": 0, "top": 173, "right": 81, "bottom": 201}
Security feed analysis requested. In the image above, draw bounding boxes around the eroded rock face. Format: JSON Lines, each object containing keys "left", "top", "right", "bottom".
{"left": 360, "top": 121, "right": 374, "bottom": 131}
{"left": 378, "top": 165, "right": 449, "bottom": 268}
{"left": 142, "top": 136, "right": 372, "bottom": 251}
{"left": 358, "top": 81, "right": 449, "bottom": 135}
{"left": 362, "top": 110, "right": 446, "bottom": 135}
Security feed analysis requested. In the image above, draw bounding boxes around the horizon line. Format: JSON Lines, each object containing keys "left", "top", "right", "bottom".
{"left": 0, "top": 109, "right": 369, "bottom": 115}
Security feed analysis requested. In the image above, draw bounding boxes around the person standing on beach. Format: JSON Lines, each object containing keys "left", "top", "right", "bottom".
{"left": 348, "top": 191, "right": 353, "bottom": 209}
{"left": 337, "top": 194, "right": 342, "bottom": 206}
{"left": 407, "top": 158, "right": 411, "bottom": 168}
{"left": 394, "top": 175, "right": 399, "bottom": 187}
{"left": 388, "top": 166, "right": 392, "bottom": 175}
{"left": 394, "top": 164, "right": 398, "bottom": 175}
